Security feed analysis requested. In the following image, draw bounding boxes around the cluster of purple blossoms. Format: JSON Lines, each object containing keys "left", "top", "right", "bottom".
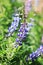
{"left": 26, "top": 45, "right": 43, "bottom": 61}
{"left": 16, "top": 22, "right": 34, "bottom": 45}
{"left": 6, "top": 13, "right": 21, "bottom": 37}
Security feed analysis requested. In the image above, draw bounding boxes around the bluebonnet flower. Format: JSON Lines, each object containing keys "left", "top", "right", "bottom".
{"left": 26, "top": 45, "right": 43, "bottom": 61}
{"left": 6, "top": 13, "right": 21, "bottom": 37}
{"left": 12, "top": 21, "right": 34, "bottom": 48}
{"left": 15, "top": 22, "right": 34, "bottom": 45}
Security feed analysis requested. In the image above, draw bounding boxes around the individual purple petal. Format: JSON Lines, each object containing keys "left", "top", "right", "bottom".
{"left": 16, "top": 38, "right": 20, "bottom": 43}
{"left": 40, "top": 45, "right": 43, "bottom": 50}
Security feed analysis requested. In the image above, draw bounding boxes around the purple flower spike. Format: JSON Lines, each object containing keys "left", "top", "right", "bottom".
{"left": 15, "top": 22, "right": 34, "bottom": 46}
{"left": 6, "top": 13, "right": 21, "bottom": 37}
{"left": 26, "top": 45, "right": 43, "bottom": 61}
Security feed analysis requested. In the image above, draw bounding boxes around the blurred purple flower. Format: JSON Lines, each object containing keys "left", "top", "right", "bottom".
{"left": 6, "top": 13, "right": 21, "bottom": 37}
{"left": 26, "top": 45, "right": 43, "bottom": 61}
{"left": 25, "top": 0, "right": 32, "bottom": 16}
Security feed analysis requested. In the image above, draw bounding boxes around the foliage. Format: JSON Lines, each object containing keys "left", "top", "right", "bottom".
{"left": 0, "top": 0, "right": 43, "bottom": 65}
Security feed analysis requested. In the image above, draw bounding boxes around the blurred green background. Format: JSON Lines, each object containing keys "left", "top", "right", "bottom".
{"left": 0, "top": 0, "right": 43, "bottom": 65}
